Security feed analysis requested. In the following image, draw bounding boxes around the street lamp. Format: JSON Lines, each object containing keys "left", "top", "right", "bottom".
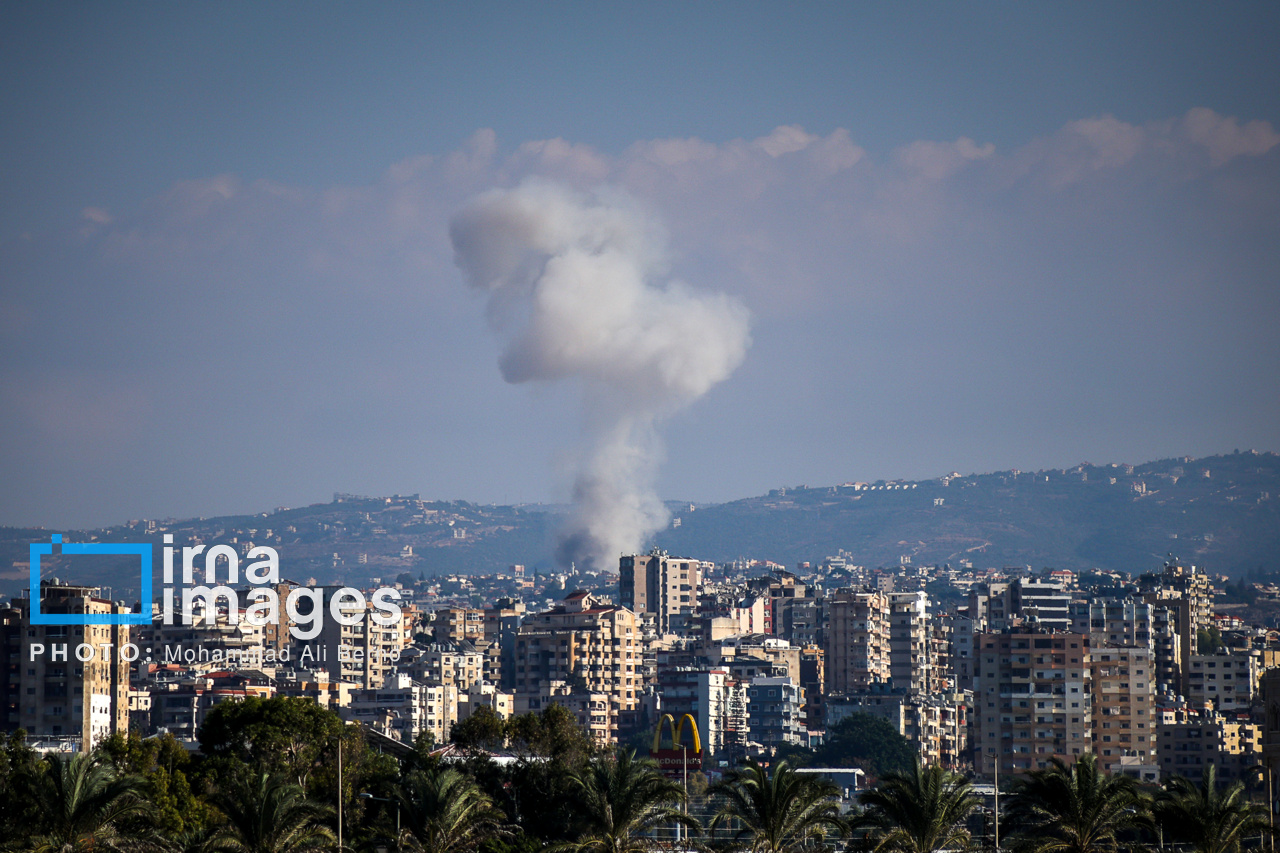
{"left": 359, "top": 792, "right": 402, "bottom": 841}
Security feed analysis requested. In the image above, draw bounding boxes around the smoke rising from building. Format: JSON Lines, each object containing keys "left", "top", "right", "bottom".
{"left": 450, "top": 180, "right": 751, "bottom": 569}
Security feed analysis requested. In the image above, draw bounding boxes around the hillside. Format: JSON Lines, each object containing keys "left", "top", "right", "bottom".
{"left": 2, "top": 451, "right": 1278, "bottom": 597}
{"left": 652, "top": 451, "right": 1280, "bottom": 575}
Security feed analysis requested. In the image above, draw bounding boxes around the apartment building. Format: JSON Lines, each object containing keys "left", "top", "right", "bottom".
{"left": 4, "top": 582, "right": 131, "bottom": 749}
{"left": 512, "top": 591, "right": 638, "bottom": 742}
{"left": 973, "top": 628, "right": 1092, "bottom": 776}
{"left": 1090, "top": 646, "right": 1156, "bottom": 775}
{"left": 619, "top": 549, "right": 701, "bottom": 635}
{"left": 970, "top": 580, "right": 1071, "bottom": 632}
{"left": 295, "top": 586, "right": 411, "bottom": 689}
{"left": 482, "top": 598, "right": 526, "bottom": 688}
{"left": 1258, "top": 667, "right": 1280, "bottom": 779}
{"left": 1141, "top": 560, "right": 1214, "bottom": 696}
{"left": 398, "top": 639, "right": 484, "bottom": 691}
{"left": 887, "top": 591, "right": 931, "bottom": 693}
{"left": 656, "top": 666, "right": 748, "bottom": 759}
{"left": 825, "top": 590, "right": 890, "bottom": 693}
{"left": 1185, "top": 650, "right": 1260, "bottom": 713}
{"left": 746, "top": 676, "right": 806, "bottom": 749}
{"left": 433, "top": 607, "right": 486, "bottom": 644}
{"left": 348, "top": 673, "right": 454, "bottom": 745}
{"left": 827, "top": 688, "right": 969, "bottom": 769}
{"left": 1010, "top": 580, "right": 1073, "bottom": 631}
{"left": 1074, "top": 599, "right": 1155, "bottom": 650}
{"left": 1156, "top": 706, "right": 1259, "bottom": 784}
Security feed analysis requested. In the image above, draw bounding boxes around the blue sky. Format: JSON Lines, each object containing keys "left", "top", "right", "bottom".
{"left": 2, "top": 2, "right": 1278, "bottom": 530}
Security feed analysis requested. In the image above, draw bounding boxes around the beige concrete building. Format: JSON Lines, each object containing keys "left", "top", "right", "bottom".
{"left": 1075, "top": 599, "right": 1155, "bottom": 650}
{"left": 296, "top": 586, "right": 411, "bottom": 689}
{"left": 1156, "top": 706, "right": 1259, "bottom": 784}
{"left": 1090, "top": 646, "right": 1156, "bottom": 774}
{"left": 888, "top": 591, "right": 931, "bottom": 693}
{"left": 1141, "top": 560, "right": 1215, "bottom": 696}
{"left": 1185, "top": 650, "right": 1260, "bottom": 713}
{"left": 4, "top": 582, "right": 131, "bottom": 749}
{"left": 619, "top": 549, "right": 701, "bottom": 635}
{"left": 457, "top": 680, "right": 515, "bottom": 724}
{"left": 973, "top": 629, "right": 1092, "bottom": 776}
{"left": 826, "top": 590, "right": 891, "bottom": 693}
{"left": 513, "top": 591, "right": 638, "bottom": 742}
{"left": 399, "top": 639, "right": 484, "bottom": 691}
{"left": 434, "top": 607, "right": 486, "bottom": 644}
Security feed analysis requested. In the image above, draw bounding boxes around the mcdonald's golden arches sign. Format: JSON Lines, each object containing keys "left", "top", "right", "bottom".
{"left": 650, "top": 713, "right": 702, "bottom": 777}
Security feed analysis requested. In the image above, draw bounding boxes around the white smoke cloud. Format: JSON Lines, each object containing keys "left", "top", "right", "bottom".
{"left": 450, "top": 180, "right": 751, "bottom": 569}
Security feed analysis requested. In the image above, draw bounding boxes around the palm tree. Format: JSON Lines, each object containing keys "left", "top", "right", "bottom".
{"left": 394, "top": 765, "right": 505, "bottom": 853}
{"left": 1003, "top": 754, "right": 1148, "bottom": 853}
{"left": 162, "top": 825, "right": 221, "bottom": 853}
{"left": 561, "top": 748, "right": 697, "bottom": 853}
{"left": 26, "top": 751, "right": 158, "bottom": 852}
{"left": 1154, "top": 764, "right": 1271, "bottom": 853}
{"left": 856, "top": 760, "right": 978, "bottom": 853}
{"left": 708, "top": 760, "right": 848, "bottom": 853}
{"left": 207, "top": 771, "right": 335, "bottom": 853}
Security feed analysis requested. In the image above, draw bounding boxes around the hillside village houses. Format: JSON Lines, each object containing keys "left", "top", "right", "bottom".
{"left": 6, "top": 541, "right": 1280, "bottom": 792}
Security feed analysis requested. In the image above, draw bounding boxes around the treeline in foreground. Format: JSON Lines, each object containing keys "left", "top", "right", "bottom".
{"left": 0, "top": 696, "right": 1272, "bottom": 853}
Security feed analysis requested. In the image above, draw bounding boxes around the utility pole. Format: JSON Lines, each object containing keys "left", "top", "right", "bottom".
{"left": 993, "top": 746, "right": 1000, "bottom": 853}
{"left": 359, "top": 793, "right": 401, "bottom": 843}
{"left": 681, "top": 744, "right": 688, "bottom": 847}
{"left": 1269, "top": 762, "right": 1275, "bottom": 853}
{"left": 337, "top": 740, "right": 343, "bottom": 852}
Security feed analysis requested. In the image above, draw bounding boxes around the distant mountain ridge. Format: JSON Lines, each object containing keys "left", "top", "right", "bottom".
{"left": 2, "top": 451, "right": 1277, "bottom": 592}
{"left": 652, "top": 451, "right": 1280, "bottom": 576}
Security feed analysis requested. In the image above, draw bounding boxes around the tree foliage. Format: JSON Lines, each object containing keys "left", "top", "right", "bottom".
{"left": 451, "top": 706, "right": 509, "bottom": 753}
{"left": 24, "top": 751, "right": 158, "bottom": 853}
{"left": 195, "top": 694, "right": 395, "bottom": 810}
{"left": 395, "top": 764, "right": 505, "bottom": 853}
{"left": 99, "top": 731, "right": 213, "bottom": 836}
{"left": 562, "top": 749, "right": 696, "bottom": 853}
{"left": 1004, "top": 754, "right": 1148, "bottom": 853}
{"left": 856, "top": 759, "right": 977, "bottom": 853}
{"left": 779, "top": 713, "right": 914, "bottom": 779}
{"left": 1154, "top": 765, "right": 1270, "bottom": 853}
{"left": 207, "top": 770, "right": 336, "bottom": 853}
{"left": 708, "top": 760, "right": 847, "bottom": 853}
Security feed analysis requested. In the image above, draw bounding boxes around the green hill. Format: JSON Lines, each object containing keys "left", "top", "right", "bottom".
{"left": 2, "top": 451, "right": 1278, "bottom": 595}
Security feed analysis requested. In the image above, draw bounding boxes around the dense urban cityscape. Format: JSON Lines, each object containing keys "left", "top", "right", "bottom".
{"left": 5, "top": 3, "right": 1277, "bottom": 850}
{"left": 6, "top": 514, "right": 1280, "bottom": 848}
{"left": 9, "top": 537, "right": 1280, "bottom": 779}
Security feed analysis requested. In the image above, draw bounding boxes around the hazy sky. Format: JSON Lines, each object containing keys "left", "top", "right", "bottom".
{"left": 2, "top": 2, "right": 1278, "bottom": 529}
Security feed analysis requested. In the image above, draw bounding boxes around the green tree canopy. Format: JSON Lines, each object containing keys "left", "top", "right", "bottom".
{"left": 506, "top": 704, "right": 597, "bottom": 763}
{"left": 196, "top": 694, "right": 396, "bottom": 814}
{"left": 99, "top": 731, "right": 212, "bottom": 836}
{"left": 208, "top": 770, "right": 335, "bottom": 853}
{"left": 395, "top": 764, "right": 505, "bottom": 853}
{"left": 451, "top": 706, "right": 509, "bottom": 753}
{"left": 856, "top": 759, "right": 977, "bottom": 853}
{"left": 25, "top": 751, "right": 158, "bottom": 852}
{"left": 1154, "top": 765, "right": 1270, "bottom": 853}
{"left": 1004, "top": 754, "right": 1149, "bottom": 853}
{"left": 781, "top": 713, "right": 914, "bottom": 779}
{"left": 0, "top": 729, "right": 40, "bottom": 844}
{"left": 562, "top": 749, "right": 696, "bottom": 853}
{"left": 708, "top": 760, "right": 847, "bottom": 853}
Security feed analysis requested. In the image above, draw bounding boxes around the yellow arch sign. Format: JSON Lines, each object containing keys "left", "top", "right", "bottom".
{"left": 652, "top": 712, "right": 702, "bottom": 755}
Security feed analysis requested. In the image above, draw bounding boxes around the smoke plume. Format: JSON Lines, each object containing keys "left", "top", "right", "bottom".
{"left": 450, "top": 180, "right": 751, "bottom": 570}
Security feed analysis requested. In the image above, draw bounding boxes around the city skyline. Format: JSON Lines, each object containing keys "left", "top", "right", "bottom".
{"left": 2, "top": 3, "right": 1278, "bottom": 530}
